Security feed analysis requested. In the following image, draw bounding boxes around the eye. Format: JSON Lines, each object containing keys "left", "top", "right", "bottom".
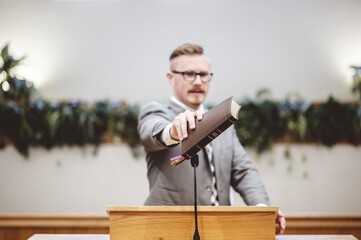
{"left": 184, "top": 71, "right": 196, "bottom": 78}
{"left": 199, "top": 72, "right": 209, "bottom": 77}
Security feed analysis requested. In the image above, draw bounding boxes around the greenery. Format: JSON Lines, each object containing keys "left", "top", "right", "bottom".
{"left": 0, "top": 44, "right": 140, "bottom": 157}
{"left": 1, "top": 44, "right": 361, "bottom": 157}
{"left": 0, "top": 98, "right": 140, "bottom": 157}
{"left": 236, "top": 91, "right": 361, "bottom": 153}
{"left": 351, "top": 66, "right": 361, "bottom": 104}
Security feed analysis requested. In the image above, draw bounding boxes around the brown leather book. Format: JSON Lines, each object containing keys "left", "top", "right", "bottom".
{"left": 170, "top": 97, "right": 241, "bottom": 165}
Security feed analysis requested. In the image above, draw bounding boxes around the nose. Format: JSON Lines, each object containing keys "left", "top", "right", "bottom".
{"left": 193, "top": 74, "right": 203, "bottom": 85}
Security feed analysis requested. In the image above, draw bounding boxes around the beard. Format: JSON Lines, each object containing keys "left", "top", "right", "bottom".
{"left": 187, "top": 89, "right": 206, "bottom": 108}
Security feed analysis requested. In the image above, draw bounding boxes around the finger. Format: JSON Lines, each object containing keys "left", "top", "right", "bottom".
{"left": 185, "top": 111, "right": 197, "bottom": 130}
{"left": 172, "top": 115, "right": 184, "bottom": 140}
{"left": 276, "top": 210, "right": 286, "bottom": 235}
{"left": 276, "top": 223, "right": 285, "bottom": 234}
{"left": 173, "top": 112, "right": 189, "bottom": 140}
{"left": 277, "top": 221, "right": 286, "bottom": 235}
{"left": 280, "top": 217, "right": 286, "bottom": 234}
{"left": 179, "top": 112, "right": 189, "bottom": 139}
{"left": 194, "top": 111, "right": 203, "bottom": 121}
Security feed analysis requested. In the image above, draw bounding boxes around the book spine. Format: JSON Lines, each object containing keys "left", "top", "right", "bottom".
{"left": 183, "top": 117, "right": 236, "bottom": 159}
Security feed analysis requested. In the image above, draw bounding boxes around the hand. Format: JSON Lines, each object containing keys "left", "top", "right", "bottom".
{"left": 170, "top": 110, "right": 203, "bottom": 141}
{"left": 276, "top": 209, "right": 286, "bottom": 235}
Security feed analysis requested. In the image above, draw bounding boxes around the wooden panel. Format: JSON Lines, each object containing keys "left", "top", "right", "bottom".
{"left": 0, "top": 216, "right": 109, "bottom": 240}
{"left": 28, "top": 234, "right": 110, "bottom": 240}
{"left": 284, "top": 215, "right": 361, "bottom": 239}
{"left": 286, "top": 216, "right": 361, "bottom": 228}
{"left": 0, "top": 214, "right": 360, "bottom": 240}
{"left": 0, "top": 215, "right": 109, "bottom": 228}
{"left": 108, "top": 206, "right": 278, "bottom": 240}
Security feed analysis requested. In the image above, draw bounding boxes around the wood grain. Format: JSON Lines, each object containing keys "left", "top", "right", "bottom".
{"left": 108, "top": 206, "right": 277, "bottom": 240}
{"left": 1, "top": 212, "right": 360, "bottom": 240}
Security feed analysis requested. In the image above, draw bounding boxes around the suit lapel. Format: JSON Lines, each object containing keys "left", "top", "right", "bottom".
{"left": 167, "top": 100, "right": 186, "bottom": 116}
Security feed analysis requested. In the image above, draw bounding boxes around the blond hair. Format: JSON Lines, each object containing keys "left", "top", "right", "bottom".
{"left": 169, "top": 43, "right": 204, "bottom": 60}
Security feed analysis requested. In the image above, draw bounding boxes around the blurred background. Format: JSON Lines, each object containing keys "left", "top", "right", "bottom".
{"left": 0, "top": 0, "right": 361, "bottom": 220}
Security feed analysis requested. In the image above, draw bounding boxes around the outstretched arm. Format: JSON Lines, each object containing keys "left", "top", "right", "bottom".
{"left": 138, "top": 101, "right": 203, "bottom": 152}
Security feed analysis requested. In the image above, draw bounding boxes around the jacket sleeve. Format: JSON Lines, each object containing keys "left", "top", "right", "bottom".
{"left": 137, "top": 101, "right": 178, "bottom": 153}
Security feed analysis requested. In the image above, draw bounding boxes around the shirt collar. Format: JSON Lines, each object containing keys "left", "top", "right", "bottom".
{"left": 171, "top": 96, "right": 205, "bottom": 114}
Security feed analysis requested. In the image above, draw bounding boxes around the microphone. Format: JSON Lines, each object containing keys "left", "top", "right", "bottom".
{"left": 190, "top": 153, "right": 199, "bottom": 167}
{"left": 190, "top": 154, "right": 200, "bottom": 240}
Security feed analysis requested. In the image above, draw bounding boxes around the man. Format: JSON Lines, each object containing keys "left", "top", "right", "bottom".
{"left": 137, "top": 43, "right": 286, "bottom": 234}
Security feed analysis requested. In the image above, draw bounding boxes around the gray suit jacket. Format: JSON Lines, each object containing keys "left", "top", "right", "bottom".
{"left": 137, "top": 99, "right": 270, "bottom": 206}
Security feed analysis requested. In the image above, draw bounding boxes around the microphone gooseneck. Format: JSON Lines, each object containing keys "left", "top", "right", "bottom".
{"left": 191, "top": 154, "right": 200, "bottom": 240}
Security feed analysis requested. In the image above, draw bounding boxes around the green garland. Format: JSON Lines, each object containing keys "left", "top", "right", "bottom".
{"left": 1, "top": 44, "right": 361, "bottom": 157}
{"left": 235, "top": 95, "right": 361, "bottom": 153}
{"left": 0, "top": 99, "right": 140, "bottom": 157}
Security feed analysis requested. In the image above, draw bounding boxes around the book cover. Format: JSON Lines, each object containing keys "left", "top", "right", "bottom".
{"left": 170, "top": 96, "right": 241, "bottom": 165}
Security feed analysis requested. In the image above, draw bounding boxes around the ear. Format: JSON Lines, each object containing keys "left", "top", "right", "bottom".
{"left": 167, "top": 71, "right": 175, "bottom": 86}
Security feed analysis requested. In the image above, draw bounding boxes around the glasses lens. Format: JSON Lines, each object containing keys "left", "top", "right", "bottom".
{"left": 183, "top": 71, "right": 196, "bottom": 82}
{"left": 199, "top": 72, "right": 211, "bottom": 82}
{"left": 173, "top": 70, "right": 213, "bottom": 82}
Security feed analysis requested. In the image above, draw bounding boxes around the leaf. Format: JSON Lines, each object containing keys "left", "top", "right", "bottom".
{"left": 1, "top": 44, "right": 9, "bottom": 60}
{"left": 47, "top": 110, "right": 60, "bottom": 139}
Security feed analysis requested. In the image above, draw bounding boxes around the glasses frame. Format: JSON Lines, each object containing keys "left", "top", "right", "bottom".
{"left": 171, "top": 70, "right": 213, "bottom": 83}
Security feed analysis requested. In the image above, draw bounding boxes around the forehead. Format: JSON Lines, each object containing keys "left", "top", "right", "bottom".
{"left": 170, "top": 54, "right": 211, "bottom": 71}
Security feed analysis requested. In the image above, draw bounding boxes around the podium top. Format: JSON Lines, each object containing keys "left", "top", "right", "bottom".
{"left": 106, "top": 206, "right": 278, "bottom": 215}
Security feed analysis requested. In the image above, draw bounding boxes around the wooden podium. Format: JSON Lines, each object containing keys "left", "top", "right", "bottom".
{"left": 107, "top": 206, "right": 278, "bottom": 240}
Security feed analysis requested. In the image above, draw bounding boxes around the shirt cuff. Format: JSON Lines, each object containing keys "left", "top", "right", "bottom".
{"left": 256, "top": 203, "right": 268, "bottom": 206}
{"left": 161, "top": 123, "right": 180, "bottom": 146}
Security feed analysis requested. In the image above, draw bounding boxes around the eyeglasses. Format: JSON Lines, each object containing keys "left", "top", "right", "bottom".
{"left": 172, "top": 70, "right": 213, "bottom": 83}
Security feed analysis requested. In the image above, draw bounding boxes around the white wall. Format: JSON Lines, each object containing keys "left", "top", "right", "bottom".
{"left": 0, "top": 144, "right": 360, "bottom": 215}
{"left": 242, "top": 144, "right": 361, "bottom": 215}
{"left": 0, "top": 145, "right": 148, "bottom": 215}
{"left": 1, "top": 0, "right": 361, "bottom": 215}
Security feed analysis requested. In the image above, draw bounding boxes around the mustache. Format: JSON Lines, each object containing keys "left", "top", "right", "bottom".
{"left": 189, "top": 87, "right": 204, "bottom": 92}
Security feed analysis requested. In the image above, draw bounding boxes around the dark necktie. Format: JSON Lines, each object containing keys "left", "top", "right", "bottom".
{"left": 205, "top": 144, "right": 219, "bottom": 206}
